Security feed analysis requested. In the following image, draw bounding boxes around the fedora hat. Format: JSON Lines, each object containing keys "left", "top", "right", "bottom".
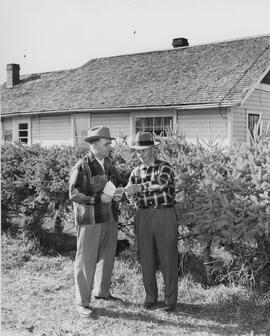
{"left": 84, "top": 126, "right": 115, "bottom": 143}
{"left": 130, "top": 132, "right": 160, "bottom": 150}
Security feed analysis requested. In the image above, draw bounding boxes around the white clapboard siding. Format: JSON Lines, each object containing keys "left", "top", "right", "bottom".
{"left": 2, "top": 118, "right": 13, "bottom": 131}
{"left": 177, "top": 109, "right": 228, "bottom": 144}
{"left": 91, "top": 112, "right": 130, "bottom": 138}
{"left": 232, "top": 85, "right": 270, "bottom": 142}
{"left": 32, "top": 114, "right": 72, "bottom": 145}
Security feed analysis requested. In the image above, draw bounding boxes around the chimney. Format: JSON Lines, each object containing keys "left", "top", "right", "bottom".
{"left": 172, "top": 37, "right": 189, "bottom": 48}
{"left": 6, "top": 63, "right": 20, "bottom": 88}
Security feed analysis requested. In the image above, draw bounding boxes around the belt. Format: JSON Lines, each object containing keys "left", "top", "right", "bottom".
{"left": 139, "top": 204, "right": 173, "bottom": 209}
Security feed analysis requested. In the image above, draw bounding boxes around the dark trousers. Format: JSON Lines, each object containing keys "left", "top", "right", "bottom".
{"left": 135, "top": 207, "right": 178, "bottom": 305}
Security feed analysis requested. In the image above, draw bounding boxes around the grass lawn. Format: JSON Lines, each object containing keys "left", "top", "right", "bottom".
{"left": 1, "top": 234, "right": 270, "bottom": 336}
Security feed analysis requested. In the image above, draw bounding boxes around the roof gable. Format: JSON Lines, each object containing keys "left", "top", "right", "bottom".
{"left": 1, "top": 35, "right": 270, "bottom": 116}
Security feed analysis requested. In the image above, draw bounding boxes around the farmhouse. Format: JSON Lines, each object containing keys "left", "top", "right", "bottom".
{"left": 1, "top": 35, "right": 270, "bottom": 146}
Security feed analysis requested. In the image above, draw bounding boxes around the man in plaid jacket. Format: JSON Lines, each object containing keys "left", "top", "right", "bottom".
{"left": 70, "top": 126, "right": 124, "bottom": 317}
{"left": 125, "top": 132, "right": 178, "bottom": 312}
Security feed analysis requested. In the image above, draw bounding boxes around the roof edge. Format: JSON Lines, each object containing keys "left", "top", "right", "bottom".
{"left": 1, "top": 102, "right": 240, "bottom": 118}
{"left": 241, "top": 62, "right": 270, "bottom": 106}
{"left": 82, "top": 34, "right": 270, "bottom": 66}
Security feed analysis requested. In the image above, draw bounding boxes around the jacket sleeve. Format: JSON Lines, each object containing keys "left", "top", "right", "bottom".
{"left": 69, "top": 164, "right": 95, "bottom": 205}
{"left": 125, "top": 169, "right": 138, "bottom": 205}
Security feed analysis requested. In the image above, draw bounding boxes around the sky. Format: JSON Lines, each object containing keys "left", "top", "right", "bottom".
{"left": 0, "top": 0, "right": 269, "bottom": 84}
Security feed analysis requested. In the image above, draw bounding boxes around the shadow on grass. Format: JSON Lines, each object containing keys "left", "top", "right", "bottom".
{"left": 91, "top": 304, "right": 239, "bottom": 336}
{"left": 88, "top": 298, "right": 270, "bottom": 335}
{"left": 175, "top": 300, "right": 270, "bottom": 335}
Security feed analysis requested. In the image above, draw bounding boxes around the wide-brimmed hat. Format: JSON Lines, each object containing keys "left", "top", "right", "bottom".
{"left": 130, "top": 132, "right": 160, "bottom": 150}
{"left": 84, "top": 126, "right": 115, "bottom": 143}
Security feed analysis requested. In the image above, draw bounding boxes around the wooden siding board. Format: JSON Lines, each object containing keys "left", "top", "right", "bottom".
{"left": 91, "top": 113, "right": 130, "bottom": 138}
{"left": 232, "top": 107, "right": 246, "bottom": 143}
{"left": 32, "top": 114, "right": 71, "bottom": 143}
{"left": 232, "top": 86, "right": 270, "bottom": 143}
{"left": 177, "top": 108, "right": 228, "bottom": 143}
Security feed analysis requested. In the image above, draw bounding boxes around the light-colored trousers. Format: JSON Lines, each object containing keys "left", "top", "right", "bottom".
{"left": 135, "top": 207, "right": 178, "bottom": 306}
{"left": 74, "top": 221, "right": 117, "bottom": 307}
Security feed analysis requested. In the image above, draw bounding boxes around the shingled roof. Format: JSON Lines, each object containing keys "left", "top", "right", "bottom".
{"left": 1, "top": 35, "right": 270, "bottom": 116}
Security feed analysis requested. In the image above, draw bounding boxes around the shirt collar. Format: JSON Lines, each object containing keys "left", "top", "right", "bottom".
{"left": 140, "top": 158, "right": 158, "bottom": 169}
{"left": 87, "top": 151, "right": 105, "bottom": 165}
{"left": 95, "top": 156, "right": 104, "bottom": 166}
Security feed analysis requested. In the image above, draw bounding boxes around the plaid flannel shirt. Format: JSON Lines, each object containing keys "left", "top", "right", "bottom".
{"left": 69, "top": 152, "right": 124, "bottom": 225}
{"left": 127, "top": 158, "right": 175, "bottom": 208}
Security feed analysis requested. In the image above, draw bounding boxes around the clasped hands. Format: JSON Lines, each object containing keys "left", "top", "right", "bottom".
{"left": 125, "top": 183, "right": 160, "bottom": 196}
{"left": 87, "top": 182, "right": 160, "bottom": 204}
{"left": 102, "top": 184, "right": 139, "bottom": 203}
{"left": 101, "top": 187, "right": 125, "bottom": 203}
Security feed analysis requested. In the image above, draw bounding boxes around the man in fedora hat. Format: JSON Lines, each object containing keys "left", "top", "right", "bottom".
{"left": 125, "top": 132, "right": 178, "bottom": 312}
{"left": 69, "top": 126, "right": 125, "bottom": 317}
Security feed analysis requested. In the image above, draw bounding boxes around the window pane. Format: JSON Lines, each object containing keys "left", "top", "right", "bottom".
{"left": 19, "top": 138, "right": 28, "bottom": 144}
{"left": 144, "top": 117, "right": 153, "bottom": 132}
{"left": 164, "top": 117, "right": 173, "bottom": 127}
{"left": 135, "top": 118, "right": 145, "bottom": 133}
{"left": 153, "top": 117, "right": 162, "bottom": 135}
{"left": 135, "top": 116, "right": 173, "bottom": 136}
{"left": 248, "top": 114, "right": 260, "bottom": 138}
{"left": 19, "top": 130, "right": 28, "bottom": 137}
{"left": 19, "top": 123, "right": 28, "bottom": 130}
{"left": 163, "top": 117, "right": 173, "bottom": 136}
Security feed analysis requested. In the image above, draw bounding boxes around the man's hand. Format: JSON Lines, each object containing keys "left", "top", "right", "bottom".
{"left": 101, "top": 193, "right": 113, "bottom": 203}
{"left": 125, "top": 184, "right": 141, "bottom": 196}
{"left": 81, "top": 195, "right": 93, "bottom": 205}
{"left": 114, "top": 187, "right": 125, "bottom": 202}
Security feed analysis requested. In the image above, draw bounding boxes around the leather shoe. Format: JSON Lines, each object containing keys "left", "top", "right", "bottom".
{"left": 76, "top": 306, "right": 93, "bottom": 317}
{"left": 94, "top": 295, "right": 122, "bottom": 302}
{"left": 143, "top": 301, "right": 157, "bottom": 310}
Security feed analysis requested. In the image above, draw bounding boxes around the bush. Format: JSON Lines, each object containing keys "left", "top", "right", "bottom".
{"left": 1, "top": 130, "right": 269, "bottom": 289}
{"left": 156, "top": 129, "right": 270, "bottom": 289}
{"left": 1, "top": 142, "right": 89, "bottom": 246}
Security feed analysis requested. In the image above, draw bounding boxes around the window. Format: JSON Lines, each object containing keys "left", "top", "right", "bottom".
{"left": 18, "top": 122, "right": 29, "bottom": 144}
{"left": 135, "top": 116, "right": 173, "bottom": 136}
{"left": 248, "top": 114, "right": 260, "bottom": 139}
{"left": 73, "top": 115, "right": 89, "bottom": 144}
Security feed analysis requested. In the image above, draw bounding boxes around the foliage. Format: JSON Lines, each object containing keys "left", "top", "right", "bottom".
{"left": 1, "top": 129, "right": 270, "bottom": 288}
{"left": 1, "top": 142, "right": 88, "bottom": 247}
{"left": 156, "top": 128, "right": 270, "bottom": 288}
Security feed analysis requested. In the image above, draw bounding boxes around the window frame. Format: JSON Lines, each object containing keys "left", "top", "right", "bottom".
{"left": 133, "top": 112, "right": 176, "bottom": 137}
{"left": 247, "top": 112, "right": 261, "bottom": 141}
{"left": 15, "top": 119, "right": 31, "bottom": 145}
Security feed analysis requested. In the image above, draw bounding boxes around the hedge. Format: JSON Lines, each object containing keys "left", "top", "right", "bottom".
{"left": 1, "top": 131, "right": 270, "bottom": 289}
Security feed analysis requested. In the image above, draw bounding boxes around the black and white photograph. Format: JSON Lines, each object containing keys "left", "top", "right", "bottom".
{"left": 1, "top": 0, "right": 270, "bottom": 335}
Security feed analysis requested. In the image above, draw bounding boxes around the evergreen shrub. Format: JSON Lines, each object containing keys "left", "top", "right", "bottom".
{"left": 1, "top": 130, "right": 269, "bottom": 288}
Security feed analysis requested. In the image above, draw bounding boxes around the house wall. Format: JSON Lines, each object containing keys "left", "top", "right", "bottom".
{"left": 32, "top": 114, "right": 72, "bottom": 146}
{"left": 91, "top": 112, "right": 131, "bottom": 138}
{"left": 232, "top": 84, "right": 270, "bottom": 143}
{"left": 177, "top": 108, "right": 229, "bottom": 145}
{"left": 2, "top": 108, "right": 230, "bottom": 145}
